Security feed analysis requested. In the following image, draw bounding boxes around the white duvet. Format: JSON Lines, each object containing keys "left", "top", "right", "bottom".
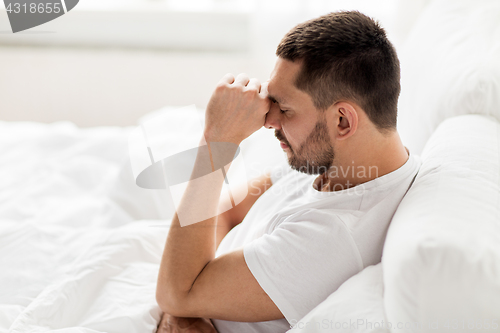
{"left": 0, "top": 120, "right": 172, "bottom": 333}
{"left": 0, "top": 107, "right": 285, "bottom": 333}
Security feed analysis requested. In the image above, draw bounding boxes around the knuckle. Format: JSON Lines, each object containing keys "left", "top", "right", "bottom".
{"left": 244, "top": 87, "right": 257, "bottom": 95}
{"left": 227, "top": 84, "right": 240, "bottom": 94}
{"left": 215, "top": 82, "right": 228, "bottom": 91}
{"left": 218, "top": 73, "right": 234, "bottom": 86}
{"left": 243, "top": 89, "right": 258, "bottom": 100}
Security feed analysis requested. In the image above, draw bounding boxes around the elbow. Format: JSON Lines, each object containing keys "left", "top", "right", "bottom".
{"left": 155, "top": 288, "right": 169, "bottom": 314}
{"left": 156, "top": 286, "right": 192, "bottom": 318}
{"left": 155, "top": 285, "right": 177, "bottom": 315}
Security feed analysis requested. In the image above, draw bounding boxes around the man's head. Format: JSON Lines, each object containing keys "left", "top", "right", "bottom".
{"left": 265, "top": 11, "right": 401, "bottom": 175}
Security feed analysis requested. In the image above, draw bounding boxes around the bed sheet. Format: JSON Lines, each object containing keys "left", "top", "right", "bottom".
{"left": 0, "top": 120, "right": 171, "bottom": 333}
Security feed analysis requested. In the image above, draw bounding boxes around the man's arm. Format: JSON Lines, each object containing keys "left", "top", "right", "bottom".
{"left": 156, "top": 73, "right": 284, "bottom": 322}
{"left": 215, "top": 173, "right": 273, "bottom": 249}
{"left": 157, "top": 173, "right": 274, "bottom": 332}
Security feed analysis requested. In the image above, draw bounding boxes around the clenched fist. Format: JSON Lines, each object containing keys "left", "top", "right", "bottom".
{"left": 203, "top": 73, "right": 271, "bottom": 145}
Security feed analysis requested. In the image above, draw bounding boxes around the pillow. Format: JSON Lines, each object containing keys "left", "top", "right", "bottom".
{"left": 287, "top": 263, "right": 389, "bottom": 333}
{"left": 397, "top": 0, "right": 500, "bottom": 155}
{"left": 383, "top": 115, "right": 500, "bottom": 328}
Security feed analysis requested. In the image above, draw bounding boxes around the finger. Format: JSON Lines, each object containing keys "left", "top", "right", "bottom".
{"left": 234, "top": 73, "right": 250, "bottom": 86}
{"left": 219, "top": 73, "right": 235, "bottom": 85}
{"left": 246, "top": 78, "right": 261, "bottom": 91}
{"left": 259, "top": 81, "right": 269, "bottom": 98}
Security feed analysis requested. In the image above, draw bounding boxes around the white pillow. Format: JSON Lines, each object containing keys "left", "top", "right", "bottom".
{"left": 383, "top": 115, "right": 500, "bottom": 330}
{"left": 397, "top": 0, "right": 500, "bottom": 155}
{"left": 287, "top": 264, "right": 389, "bottom": 333}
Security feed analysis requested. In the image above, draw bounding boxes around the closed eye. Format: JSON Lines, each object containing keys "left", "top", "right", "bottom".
{"left": 270, "top": 99, "right": 288, "bottom": 114}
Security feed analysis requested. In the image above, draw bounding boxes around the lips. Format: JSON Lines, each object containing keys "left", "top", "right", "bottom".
{"left": 275, "top": 130, "right": 289, "bottom": 150}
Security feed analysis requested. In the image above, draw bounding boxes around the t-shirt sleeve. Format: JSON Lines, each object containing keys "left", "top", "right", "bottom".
{"left": 243, "top": 209, "right": 364, "bottom": 324}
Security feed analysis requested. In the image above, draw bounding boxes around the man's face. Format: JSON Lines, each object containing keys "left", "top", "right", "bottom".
{"left": 265, "top": 58, "right": 335, "bottom": 175}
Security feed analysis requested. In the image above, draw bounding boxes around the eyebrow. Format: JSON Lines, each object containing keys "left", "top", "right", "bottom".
{"left": 267, "top": 94, "right": 287, "bottom": 105}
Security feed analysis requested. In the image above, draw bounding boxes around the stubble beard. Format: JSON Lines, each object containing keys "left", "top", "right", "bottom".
{"left": 275, "top": 118, "right": 335, "bottom": 176}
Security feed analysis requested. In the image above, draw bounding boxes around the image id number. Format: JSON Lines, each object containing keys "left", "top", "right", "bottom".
{"left": 6, "top": 3, "right": 62, "bottom": 14}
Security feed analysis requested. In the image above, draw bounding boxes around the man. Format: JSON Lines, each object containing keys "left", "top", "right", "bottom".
{"left": 156, "top": 10, "right": 420, "bottom": 333}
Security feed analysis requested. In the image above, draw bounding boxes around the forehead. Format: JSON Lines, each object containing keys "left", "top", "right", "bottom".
{"left": 267, "top": 58, "right": 303, "bottom": 105}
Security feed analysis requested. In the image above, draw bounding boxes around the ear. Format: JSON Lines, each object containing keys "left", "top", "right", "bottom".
{"left": 333, "top": 102, "right": 358, "bottom": 140}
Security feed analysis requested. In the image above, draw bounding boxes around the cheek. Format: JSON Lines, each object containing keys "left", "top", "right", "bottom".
{"left": 280, "top": 121, "right": 292, "bottom": 142}
{"left": 281, "top": 120, "right": 302, "bottom": 147}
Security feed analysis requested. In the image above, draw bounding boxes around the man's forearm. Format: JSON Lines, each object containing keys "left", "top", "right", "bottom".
{"left": 215, "top": 209, "right": 235, "bottom": 249}
{"left": 156, "top": 139, "right": 236, "bottom": 313}
{"left": 156, "top": 71, "right": 271, "bottom": 319}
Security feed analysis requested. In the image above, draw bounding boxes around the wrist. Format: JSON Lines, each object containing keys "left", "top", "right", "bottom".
{"left": 203, "top": 130, "right": 242, "bottom": 146}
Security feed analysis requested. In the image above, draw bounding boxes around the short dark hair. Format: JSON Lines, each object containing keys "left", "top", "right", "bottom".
{"left": 276, "top": 11, "right": 400, "bottom": 131}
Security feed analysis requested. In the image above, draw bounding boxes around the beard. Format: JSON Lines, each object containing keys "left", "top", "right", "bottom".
{"left": 275, "top": 118, "right": 335, "bottom": 175}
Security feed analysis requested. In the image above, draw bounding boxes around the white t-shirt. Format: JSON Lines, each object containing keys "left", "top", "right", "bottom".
{"left": 212, "top": 151, "right": 421, "bottom": 333}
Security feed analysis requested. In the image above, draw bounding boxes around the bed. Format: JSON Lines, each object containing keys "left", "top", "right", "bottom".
{"left": 0, "top": 120, "right": 167, "bottom": 332}
{"left": 0, "top": 106, "right": 286, "bottom": 333}
{"left": 2, "top": 0, "right": 500, "bottom": 331}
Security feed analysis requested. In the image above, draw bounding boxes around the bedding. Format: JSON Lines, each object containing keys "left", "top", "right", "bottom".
{"left": 383, "top": 115, "right": 500, "bottom": 328}
{"left": 396, "top": 0, "right": 500, "bottom": 155}
{"left": 385, "top": 0, "right": 500, "bottom": 325}
{"left": 287, "top": 263, "right": 389, "bottom": 333}
{"left": 0, "top": 106, "right": 285, "bottom": 332}
{"left": 0, "top": 120, "right": 169, "bottom": 332}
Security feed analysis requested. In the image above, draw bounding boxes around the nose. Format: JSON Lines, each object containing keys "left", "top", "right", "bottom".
{"left": 264, "top": 102, "right": 282, "bottom": 130}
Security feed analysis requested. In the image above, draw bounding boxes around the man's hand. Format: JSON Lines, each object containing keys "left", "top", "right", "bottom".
{"left": 204, "top": 73, "right": 270, "bottom": 145}
{"left": 157, "top": 312, "right": 217, "bottom": 333}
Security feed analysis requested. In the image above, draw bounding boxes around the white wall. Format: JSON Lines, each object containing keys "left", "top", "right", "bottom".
{"left": 0, "top": 47, "right": 274, "bottom": 127}
{"left": 0, "top": 0, "right": 429, "bottom": 127}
